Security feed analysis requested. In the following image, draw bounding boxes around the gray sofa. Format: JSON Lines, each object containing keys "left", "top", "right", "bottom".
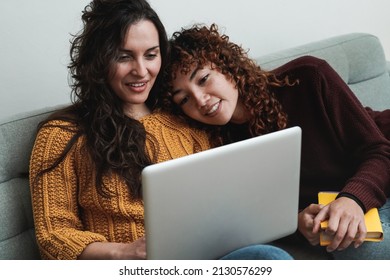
{"left": 1, "top": 33, "right": 389, "bottom": 259}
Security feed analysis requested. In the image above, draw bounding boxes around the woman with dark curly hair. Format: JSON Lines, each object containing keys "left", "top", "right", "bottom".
{"left": 161, "top": 24, "right": 390, "bottom": 259}
{"left": 29, "top": 0, "right": 188, "bottom": 260}
{"left": 29, "top": 1, "right": 292, "bottom": 260}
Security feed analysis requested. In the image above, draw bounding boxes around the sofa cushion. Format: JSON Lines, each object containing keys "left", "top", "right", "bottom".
{"left": 0, "top": 178, "right": 40, "bottom": 259}
{"left": 0, "top": 105, "right": 64, "bottom": 259}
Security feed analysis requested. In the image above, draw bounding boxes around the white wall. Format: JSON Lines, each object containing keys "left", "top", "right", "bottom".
{"left": 151, "top": 0, "right": 390, "bottom": 59}
{"left": 1, "top": 0, "right": 389, "bottom": 120}
{"left": 0, "top": 0, "right": 88, "bottom": 120}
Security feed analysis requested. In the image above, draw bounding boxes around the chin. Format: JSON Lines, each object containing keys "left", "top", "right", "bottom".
{"left": 204, "top": 119, "right": 228, "bottom": 126}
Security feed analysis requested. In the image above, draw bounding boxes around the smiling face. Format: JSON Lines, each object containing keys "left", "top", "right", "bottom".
{"left": 109, "top": 19, "right": 161, "bottom": 117}
{"left": 171, "top": 64, "right": 248, "bottom": 125}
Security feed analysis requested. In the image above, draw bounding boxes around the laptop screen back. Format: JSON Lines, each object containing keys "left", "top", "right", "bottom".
{"left": 142, "top": 126, "right": 301, "bottom": 260}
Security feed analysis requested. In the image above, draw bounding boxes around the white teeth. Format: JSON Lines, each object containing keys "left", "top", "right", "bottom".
{"left": 207, "top": 102, "right": 219, "bottom": 115}
{"left": 129, "top": 82, "right": 145, "bottom": 87}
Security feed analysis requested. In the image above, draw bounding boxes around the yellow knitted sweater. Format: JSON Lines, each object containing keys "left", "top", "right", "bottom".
{"left": 29, "top": 111, "right": 210, "bottom": 259}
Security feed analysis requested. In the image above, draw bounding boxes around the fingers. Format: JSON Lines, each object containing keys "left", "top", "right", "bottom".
{"left": 324, "top": 210, "right": 366, "bottom": 252}
{"left": 306, "top": 203, "right": 325, "bottom": 215}
{"left": 299, "top": 197, "right": 367, "bottom": 252}
{"left": 312, "top": 204, "right": 328, "bottom": 233}
{"left": 298, "top": 204, "right": 323, "bottom": 246}
{"left": 354, "top": 221, "right": 367, "bottom": 248}
{"left": 325, "top": 216, "right": 351, "bottom": 252}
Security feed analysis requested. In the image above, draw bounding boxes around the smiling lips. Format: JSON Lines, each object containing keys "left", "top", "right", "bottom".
{"left": 205, "top": 100, "right": 221, "bottom": 116}
{"left": 126, "top": 81, "right": 148, "bottom": 92}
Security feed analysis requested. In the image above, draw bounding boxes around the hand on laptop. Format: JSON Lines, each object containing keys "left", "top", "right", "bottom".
{"left": 78, "top": 236, "right": 147, "bottom": 259}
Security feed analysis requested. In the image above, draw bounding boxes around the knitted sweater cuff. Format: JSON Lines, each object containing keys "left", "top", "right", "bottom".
{"left": 336, "top": 192, "right": 366, "bottom": 213}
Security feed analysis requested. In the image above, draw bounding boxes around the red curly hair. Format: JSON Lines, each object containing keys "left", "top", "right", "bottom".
{"left": 161, "top": 24, "right": 297, "bottom": 145}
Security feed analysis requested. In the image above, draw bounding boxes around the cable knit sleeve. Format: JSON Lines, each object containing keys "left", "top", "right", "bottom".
{"left": 141, "top": 112, "right": 211, "bottom": 163}
{"left": 29, "top": 120, "right": 107, "bottom": 259}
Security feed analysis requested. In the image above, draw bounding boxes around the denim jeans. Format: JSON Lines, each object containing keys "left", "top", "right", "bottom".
{"left": 332, "top": 198, "right": 390, "bottom": 260}
{"left": 219, "top": 244, "right": 293, "bottom": 260}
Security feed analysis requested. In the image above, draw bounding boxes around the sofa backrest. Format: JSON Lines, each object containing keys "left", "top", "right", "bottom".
{"left": 0, "top": 105, "right": 62, "bottom": 259}
{"left": 256, "top": 33, "right": 390, "bottom": 111}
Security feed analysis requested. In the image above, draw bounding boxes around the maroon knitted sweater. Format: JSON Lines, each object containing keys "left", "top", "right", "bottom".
{"left": 271, "top": 56, "right": 390, "bottom": 211}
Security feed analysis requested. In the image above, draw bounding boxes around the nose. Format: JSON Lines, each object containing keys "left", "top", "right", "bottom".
{"left": 193, "top": 91, "right": 210, "bottom": 108}
{"left": 131, "top": 59, "right": 147, "bottom": 77}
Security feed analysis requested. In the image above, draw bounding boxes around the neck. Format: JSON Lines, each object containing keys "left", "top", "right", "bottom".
{"left": 123, "top": 103, "right": 151, "bottom": 120}
{"left": 230, "top": 102, "right": 250, "bottom": 124}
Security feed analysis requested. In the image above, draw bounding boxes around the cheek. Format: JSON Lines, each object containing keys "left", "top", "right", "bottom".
{"left": 150, "top": 60, "right": 162, "bottom": 78}
{"left": 182, "top": 106, "right": 199, "bottom": 120}
{"left": 109, "top": 65, "right": 126, "bottom": 85}
{"left": 108, "top": 74, "right": 120, "bottom": 92}
{"left": 225, "top": 85, "right": 239, "bottom": 104}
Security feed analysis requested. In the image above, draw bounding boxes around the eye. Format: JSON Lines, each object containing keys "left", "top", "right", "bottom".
{"left": 173, "top": 94, "right": 189, "bottom": 107}
{"left": 178, "top": 96, "right": 189, "bottom": 106}
{"left": 145, "top": 53, "right": 158, "bottom": 60}
{"left": 117, "top": 53, "right": 133, "bottom": 62}
{"left": 198, "top": 74, "right": 209, "bottom": 85}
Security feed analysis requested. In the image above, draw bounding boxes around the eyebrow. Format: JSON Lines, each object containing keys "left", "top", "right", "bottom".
{"left": 171, "top": 67, "right": 200, "bottom": 95}
{"left": 119, "top": 45, "right": 160, "bottom": 53}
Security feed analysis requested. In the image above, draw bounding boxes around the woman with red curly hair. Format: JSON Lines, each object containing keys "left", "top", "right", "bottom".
{"left": 161, "top": 24, "right": 390, "bottom": 259}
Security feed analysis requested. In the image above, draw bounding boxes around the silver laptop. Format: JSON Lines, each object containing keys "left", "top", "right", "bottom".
{"left": 142, "top": 126, "right": 301, "bottom": 260}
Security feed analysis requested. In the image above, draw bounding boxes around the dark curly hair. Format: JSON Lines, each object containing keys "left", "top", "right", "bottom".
{"left": 161, "top": 24, "right": 296, "bottom": 145}
{"left": 34, "top": 0, "right": 169, "bottom": 199}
